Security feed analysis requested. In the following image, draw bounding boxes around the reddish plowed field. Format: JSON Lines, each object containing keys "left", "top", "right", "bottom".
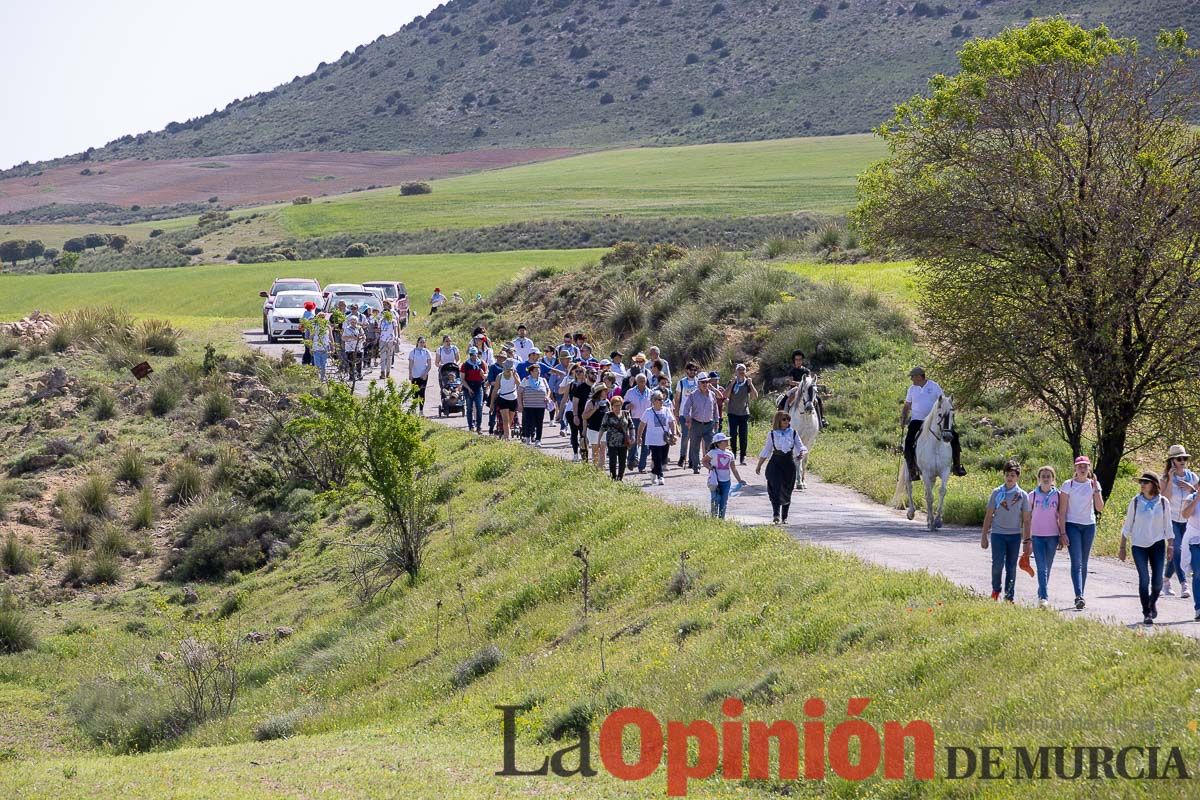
{"left": 0, "top": 148, "right": 576, "bottom": 215}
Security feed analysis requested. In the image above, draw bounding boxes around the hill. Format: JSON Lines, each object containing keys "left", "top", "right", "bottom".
{"left": 7, "top": 0, "right": 1200, "bottom": 173}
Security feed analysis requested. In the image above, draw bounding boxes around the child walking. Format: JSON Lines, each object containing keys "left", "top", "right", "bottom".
{"left": 704, "top": 433, "right": 744, "bottom": 519}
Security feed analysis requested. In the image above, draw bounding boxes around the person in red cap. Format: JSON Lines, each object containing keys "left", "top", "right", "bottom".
{"left": 300, "top": 300, "right": 318, "bottom": 366}
{"left": 429, "top": 287, "right": 446, "bottom": 315}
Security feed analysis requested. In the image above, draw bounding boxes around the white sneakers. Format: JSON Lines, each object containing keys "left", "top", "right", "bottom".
{"left": 1165, "top": 581, "right": 1175, "bottom": 596}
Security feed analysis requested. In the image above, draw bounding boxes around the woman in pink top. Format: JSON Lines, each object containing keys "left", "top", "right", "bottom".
{"left": 1028, "top": 465, "right": 1068, "bottom": 607}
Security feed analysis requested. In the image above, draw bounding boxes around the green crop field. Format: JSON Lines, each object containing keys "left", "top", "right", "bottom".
{"left": 0, "top": 249, "right": 603, "bottom": 327}
{"left": 278, "top": 135, "right": 884, "bottom": 238}
{"left": 0, "top": 217, "right": 196, "bottom": 250}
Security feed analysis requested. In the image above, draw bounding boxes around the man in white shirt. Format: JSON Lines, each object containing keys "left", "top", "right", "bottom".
{"left": 512, "top": 324, "right": 536, "bottom": 363}
{"left": 901, "top": 366, "right": 965, "bottom": 479}
{"left": 609, "top": 351, "right": 629, "bottom": 381}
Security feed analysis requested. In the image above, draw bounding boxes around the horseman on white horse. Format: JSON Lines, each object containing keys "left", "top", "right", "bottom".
{"left": 899, "top": 366, "right": 965, "bottom": 529}
{"left": 784, "top": 350, "right": 823, "bottom": 488}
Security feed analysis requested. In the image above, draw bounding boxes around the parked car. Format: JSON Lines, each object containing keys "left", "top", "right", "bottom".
{"left": 323, "top": 290, "right": 383, "bottom": 315}
{"left": 265, "top": 291, "right": 323, "bottom": 344}
{"left": 260, "top": 278, "right": 320, "bottom": 335}
{"left": 321, "top": 283, "right": 365, "bottom": 298}
{"left": 361, "top": 281, "right": 410, "bottom": 327}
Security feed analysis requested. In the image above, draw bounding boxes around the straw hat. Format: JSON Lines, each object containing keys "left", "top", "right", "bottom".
{"left": 1167, "top": 444, "right": 1191, "bottom": 460}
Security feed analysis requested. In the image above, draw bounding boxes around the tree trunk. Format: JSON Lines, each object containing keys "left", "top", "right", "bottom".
{"left": 1093, "top": 413, "right": 1131, "bottom": 501}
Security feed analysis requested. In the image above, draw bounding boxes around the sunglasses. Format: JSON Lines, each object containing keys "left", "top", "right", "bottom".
{"left": 1175, "top": 456, "right": 1190, "bottom": 462}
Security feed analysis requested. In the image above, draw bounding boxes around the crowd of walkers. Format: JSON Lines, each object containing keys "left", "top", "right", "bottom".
{"left": 981, "top": 446, "right": 1200, "bottom": 625}
{"left": 298, "top": 308, "right": 1200, "bottom": 624}
{"left": 416, "top": 326, "right": 814, "bottom": 523}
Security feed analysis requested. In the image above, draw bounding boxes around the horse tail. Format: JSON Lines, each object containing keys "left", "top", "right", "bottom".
{"left": 891, "top": 459, "right": 910, "bottom": 508}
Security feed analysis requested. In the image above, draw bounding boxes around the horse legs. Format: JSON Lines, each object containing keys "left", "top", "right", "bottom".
{"left": 924, "top": 476, "right": 936, "bottom": 531}
{"left": 798, "top": 452, "right": 807, "bottom": 490}
{"left": 905, "top": 465, "right": 916, "bottom": 521}
{"left": 935, "top": 474, "right": 948, "bottom": 529}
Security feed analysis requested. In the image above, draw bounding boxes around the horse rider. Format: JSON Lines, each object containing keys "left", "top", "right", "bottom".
{"left": 787, "top": 350, "right": 826, "bottom": 428}
{"left": 902, "top": 366, "right": 965, "bottom": 480}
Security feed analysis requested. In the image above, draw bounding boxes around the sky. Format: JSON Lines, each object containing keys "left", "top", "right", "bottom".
{"left": 0, "top": 0, "right": 439, "bottom": 169}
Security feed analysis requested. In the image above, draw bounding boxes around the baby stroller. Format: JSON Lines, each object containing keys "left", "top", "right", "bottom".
{"left": 438, "top": 363, "right": 465, "bottom": 417}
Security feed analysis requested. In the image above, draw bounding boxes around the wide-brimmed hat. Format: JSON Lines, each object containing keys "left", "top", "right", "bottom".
{"left": 712, "top": 432, "right": 730, "bottom": 444}
{"left": 1167, "top": 444, "right": 1191, "bottom": 460}
{"left": 1137, "top": 472, "right": 1161, "bottom": 488}
{"left": 632, "top": 352, "right": 646, "bottom": 362}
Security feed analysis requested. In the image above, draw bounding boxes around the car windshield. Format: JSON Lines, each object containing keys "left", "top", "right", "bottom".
{"left": 364, "top": 283, "right": 398, "bottom": 299}
{"left": 324, "top": 284, "right": 362, "bottom": 294}
{"left": 334, "top": 294, "right": 383, "bottom": 312}
{"left": 273, "top": 281, "right": 317, "bottom": 294}
{"left": 274, "top": 294, "right": 321, "bottom": 309}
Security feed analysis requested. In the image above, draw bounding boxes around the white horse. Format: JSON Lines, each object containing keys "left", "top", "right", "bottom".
{"left": 894, "top": 394, "right": 954, "bottom": 530}
{"left": 785, "top": 373, "right": 821, "bottom": 489}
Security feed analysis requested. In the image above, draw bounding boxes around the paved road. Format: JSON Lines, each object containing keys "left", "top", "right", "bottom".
{"left": 248, "top": 330, "right": 1200, "bottom": 638}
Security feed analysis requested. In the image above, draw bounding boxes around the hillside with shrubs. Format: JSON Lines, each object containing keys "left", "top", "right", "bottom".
{"left": 10, "top": 0, "right": 1199, "bottom": 170}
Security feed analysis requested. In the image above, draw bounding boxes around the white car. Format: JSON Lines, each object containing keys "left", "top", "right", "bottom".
{"left": 260, "top": 278, "right": 319, "bottom": 335}
{"left": 266, "top": 291, "right": 323, "bottom": 343}
{"left": 321, "top": 283, "right": 365, "bottom": 298}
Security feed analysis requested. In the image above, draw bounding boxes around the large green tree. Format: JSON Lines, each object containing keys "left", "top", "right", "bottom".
{"left": 856, "top": 18, "right": 1200, "bottom": 496}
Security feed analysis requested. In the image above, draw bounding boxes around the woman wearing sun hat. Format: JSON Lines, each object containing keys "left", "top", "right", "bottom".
{"left": 1119, "top": 472, "right": 1175, "bottom": 625}
{"left": 1059, "top": 455, "right": 1105, "bottom": 609}
{"left": 1161, "top": 444, "right": 1197, "bottom": 599}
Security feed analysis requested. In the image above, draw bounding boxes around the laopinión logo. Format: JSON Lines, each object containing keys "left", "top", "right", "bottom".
{"left": 497, "top": 698, "right": 1192, "bottom": 796}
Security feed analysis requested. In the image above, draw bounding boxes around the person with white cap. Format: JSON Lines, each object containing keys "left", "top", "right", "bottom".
{"left": 512, "top": 324, "right": 535, "bottom": 363}
{"left": 1059, "top": 454, "right": 1105, "bottom": 609}
{"left": 1161, "top": 444, "right": 1197, "bottom": 599}
{"left": 679, "top": 371, "right": 717, "bottom": 473}
{"left": 902, "top": 365, "right": 966, "bottom": 479}
{"left": 1118, "top": 472, "right": 1174, "bottom": 626}
{"left": 703, "top": 432, "right": 744, "bottom": 519}
{"left": 516, "top": 347, "right": 543, "bottom": 379}
{"left": 461, "top": 346, "right": 488, "bottom": 433}
{"left": 490, "top": 358, "right": 520, "bottom": 440}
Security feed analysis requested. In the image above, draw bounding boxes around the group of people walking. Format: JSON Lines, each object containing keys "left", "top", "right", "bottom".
{"left": 981, "top": 446, "right": 1200, "bottom": 625}
{"left": 407, "top": 326, "right": 815, "bottom": 523}
{"left": 299, "top": 298, "right": 401, "bottom": 382}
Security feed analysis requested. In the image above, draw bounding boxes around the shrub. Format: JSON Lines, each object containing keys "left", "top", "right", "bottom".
{"left": 1, "top": 534, "right": 34, "bottom": 575}
{"left": 96, "top": 524, "right": 132, "bottom": 557}
{"left": 254, "top": 709, "right": 306, "bottom": 741}
{"left": 115, "top": 447, "right": 147, "bottom": 487}
{"left": 75, "top": 473, "right": 113, "bottom": 517}
{"left": 93, "top": 388, "right": 118, "bottom": 421}
{"left": 210, "top": 446, "right": 240, "bottom": 489}
{"left": 399, "top": 182, "right": 432, "bottom": 196}
{"left": 137, "top": 319, "right": 180, "bottom": 356}
{"left": 49, "top": 326, "right": 74, "bottom": 353}
{"left": 599, "top": 92, "right": 614, "bottom": 105}
{"left": 343, "top": 242, "right": 370, "bottom": 258}
{"left": 691, "top": 103, "right": 705, "bottom": 116}
{"left": 605, "top": 287, "right": 645, "bottom": 336}
{"left": 171, "top": 509, "right": 291, "bottom": 581}
{"left": 216, "top": 591, "right": 244, "bottom": 619}
{"left": 61, "top": 497, "right": 94, "bottom": 549}
{"left": 87, "top": 549, "right": 122, "bottom": 584}
{"left": 816, "top": 224, "right": 844, "bottom": 250}
{"left": 0, "top": 591, "right": 36, "bottom": 654}
{"left": 166, "top": 460, "right": 204, "bottom": 504}
{"left": 68, "top": 677, "right": 185, "bottom": 753}
{"left": 62, "top": 549, "right": 87, "bottom": 585}
{"left": 292, "top": 196, "right": 313, "bottom": 205}
{"left": 452, "top": 644, "right": 502, "bottom": 688}
{"left": 0, "top": 334, "right": 19, "bottom": 359}
{"left": 685, "top": 53, "right": 700, "bottom": 65}
{"left": 149, "top": 381, "right": 182, "bottom": 416}
{"left": 149, "top": 228, "right": 164, "bottom": 238}
{"left": 660, "top": 307, "right": 722, "bottom": 366}
{"left": 200, "top": 391, "right": 233, "bottom": 426}
{"left": 130, "top": 487, "right": 155, "bottom": 530}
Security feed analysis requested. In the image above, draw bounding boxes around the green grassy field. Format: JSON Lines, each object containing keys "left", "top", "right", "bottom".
{"left": 1, "top": 249, "right": 603, "bottom": 327}
{"left": 278, "top": 135, "right": 884, "bottom": 238}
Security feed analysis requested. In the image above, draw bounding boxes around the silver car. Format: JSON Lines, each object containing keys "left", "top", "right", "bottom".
{"left": 266, "top": 290, "right": 323, "bottom": 343}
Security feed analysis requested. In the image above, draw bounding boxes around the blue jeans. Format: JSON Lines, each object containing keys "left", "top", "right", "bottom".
{"left": 1167, "top": 521, "right": 1187, "bottom": 583}
{"left": 465, "top": 384, "right": 484, "bottom": 431}
{"left": 990, "top": 532, "right": 1022, "bottom": 600}
{"left": 1031, "top": 536, "right": 1058, "bottom": 600}
{"left": 628, "top": 419, "right": 643, "bottom": 469}
{"left": 313, "top": 350, "right": 329, "bottom": 380}
{"left": 677, "top": 416, "right": 691, "bottom": 462}
{"left": 1131, "top": 540, "right": 1166, "bottom": 616}
{"left": 1191, "top": 544, "right": 1200, "bottom": 612}
{"left": 1065, "top": 522, "right": 1096, "bottom": 598}
{"left": 710, "top": 480, "right": 731, "bottom": 519}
